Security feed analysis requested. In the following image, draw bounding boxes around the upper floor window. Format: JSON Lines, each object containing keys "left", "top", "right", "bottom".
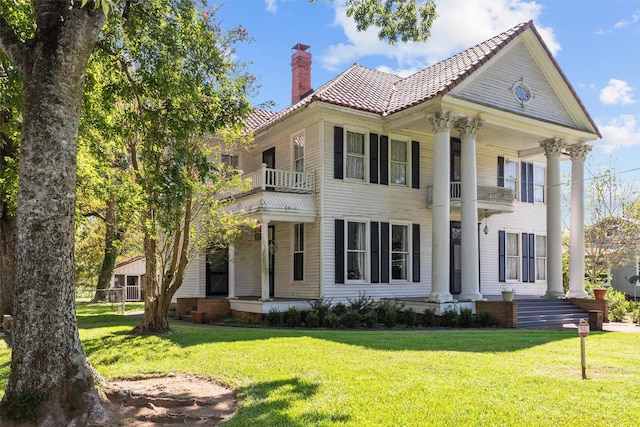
{"left": 498, "top": 157, "right": 545, "bottom": 203}
{"left": 221, "top": 154, "right": 239, "bottom": 168}
{"left": 293, "top": 132, "right": 305, "bottom": 172}
{"left": 390, "top": 139, "right": 407, "bottom": 185}
{"left": 346, "top": 131, "right": 366, "bottom": 180}
{"left": 534, "top": 165, "right": 545, "bottom": 202}
{"left": 505, "top": 160, "right": 518, "bottom": 193}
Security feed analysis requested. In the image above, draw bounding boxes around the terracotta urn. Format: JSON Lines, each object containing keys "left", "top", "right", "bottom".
{"left": 593, "top": 288, "right": 606, "bottom": 300}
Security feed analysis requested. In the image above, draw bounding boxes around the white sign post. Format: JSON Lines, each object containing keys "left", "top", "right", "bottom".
{"left": 578, "top": 319, "right": 590, "bottom": 379}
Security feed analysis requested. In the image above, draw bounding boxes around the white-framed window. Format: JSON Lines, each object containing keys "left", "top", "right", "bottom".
{"left": 391, "top": 223, "right": 409, "bottom": 280}
{"left": 347, "top": 220, "right": 367, "bottom": 281}
{"left": 534, "top": 165, "right": 545, "bottom": 203}
{"left": 292, "top": 132, "right": 305, "bottom": 172}
{"left": 535, "top": 235, "right": 547, "bottom": 281}
{"left": 505, "top": 160, "right": 518, "bottom": 195}
{"left": 390, "top": 139, "right": 408, "bottom": 185}
{"left": 221, "top": 154, "right": 239, "bottom": 168}
{"left": 506, "top": 232, "right": 519, "bottom": 281}
{"left": 346, "top": 130, "right": 366, "bottom": 180}
{"left": 293, "top": 223, "right": 304, "bottom": 281}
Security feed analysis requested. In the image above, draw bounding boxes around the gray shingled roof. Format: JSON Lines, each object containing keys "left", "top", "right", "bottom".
{"left": 247, "top": 21, "right": 599, "bottom": 137}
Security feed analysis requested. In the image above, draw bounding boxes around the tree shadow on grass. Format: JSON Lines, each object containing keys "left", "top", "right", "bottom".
{"left": 222, "top": 377, "right": 350, "bottom": 427}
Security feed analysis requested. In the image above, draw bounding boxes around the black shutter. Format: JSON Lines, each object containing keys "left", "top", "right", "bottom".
{"left": 520, "top": 161, "right": 527, "bottom": 202}
{"left": 411, "top": 141, "right": 420, "bottom": 189}
{"left": 379, "top": 135, "right": 389, "bottom": 185}
{"left": 497, "top": 156, "right": 505, "bottom": 187}
{"left": 334, "top": 126, "right": 343, "bottom": 179}
{"left": 528, "top": 234, "right": 536, "bottom": 282}
{"left": 335, "top": 219, "right": 344, "bottom": 284}
{"left": 527, "top": 162, "right": 534, "bottom": 204}
{"left": 381, "top": 222, "right": 390, "bottom": 283}
{"left": 370, "top": 222, "right": 380, "bottom": 283}
{"left": 412, "top": 223, "right": 420, "bottom": 282}
{"left": 522, "top": 233, "right": 529, "bottom": 283}
{"left": 498, "top": 230, "right": 506, "bottom": 282}
{"left": 370, "top": 133, "right": 379, "bottom": 184}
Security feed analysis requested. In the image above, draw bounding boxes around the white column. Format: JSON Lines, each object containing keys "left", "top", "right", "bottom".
{"left": 540, "top": 138, "right": 565, "bottom": 298}
{"left": 227, "top": 244, "right": 237, "bottom": 299}
{"left": 429, "top": 111, "right": 454, "bottom": 302}
{"left": 260, "top": 222, "right": 270, "bottom": 301}
{"left": 456, "top": 117, "right": 483, "bottom": 301}
{"left": 566, "top": 144, "right": 591, "bottom": 298}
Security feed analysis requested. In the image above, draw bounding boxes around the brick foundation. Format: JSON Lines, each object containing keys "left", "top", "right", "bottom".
{"left": 197, "top": 299, "right": 231, "bottom": 321}
{"left": 176, "top": 298, "right": 199, "bottom": 318}
{"left": 476, "top": 301, "right": 518, "bottom": 328}
{"left": 231, "top": 310, "right": 263, "bottom": 323}
{"left": 567, "top": 298, "right": 609, "bottom": 322}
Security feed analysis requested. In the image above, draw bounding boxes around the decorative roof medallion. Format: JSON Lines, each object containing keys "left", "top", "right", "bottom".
{"left": 511, "top": 78, "right": 533, "bottom": 106}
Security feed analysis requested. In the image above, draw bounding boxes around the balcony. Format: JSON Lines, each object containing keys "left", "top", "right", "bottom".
{"left": 427, "top": 182, "right": 515, "bottom": 213}
{"left": 224, "top": 165, "right": 317, "bottom": 222}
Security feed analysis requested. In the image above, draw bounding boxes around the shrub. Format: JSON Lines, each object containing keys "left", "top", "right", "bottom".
{"left": 340, "top": 309, "right": 361, "bottom": 328}
{"left": 323, "top": 312, "right": 340, "bottom": 329}
{"left": 459, "top": 307, "right": 474, "bottom": 328}
{"left": 284, "top": 307, "right": 302, "bottom": 327}
{"left": 266, "top": 309, "right": 283, "bottom": 327}
{"left": 403, "top": 308, "right": 418, "bottom": 327}
{"left": 441, "top": 308, "right": 459, "bottom": 327}
{"left": 607, "top": 287, "right": 630, "bottom": 322}
{"left": 422, "top": 308, "right": 436, "bottom": 327}
{"left": 309, "top": 297, "right": 333, "bottom": 321}
{"left": 363, "top": 309, "right": 378, "bottom": 327}
{"left": 376, "top": 300, "right": 399, "bottom": 327}
{"left": 477, "top": 310, "right": 496, "bottom": 327}
{"left": 332, "top": 302, "right": 347, "bottom": 317}
{"left": 305, "top": 310, "right": 320, "bottom": 328}
{"left": 347, "top": 291, "right": 376, "bottom": 314}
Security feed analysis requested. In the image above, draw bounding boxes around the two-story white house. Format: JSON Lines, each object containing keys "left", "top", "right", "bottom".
{"left": 174, "top": 21, "right": 600, "bottom": 317}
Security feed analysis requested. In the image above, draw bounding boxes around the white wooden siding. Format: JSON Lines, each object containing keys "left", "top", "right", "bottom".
{"left": 172, "top": 254, "right": 204, "bottom": 302}
{"left": 452, "top": 40, "right": 576, "bottom": 129}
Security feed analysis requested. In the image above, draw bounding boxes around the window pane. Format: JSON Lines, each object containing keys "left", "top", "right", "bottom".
{"left": 505, "top": 161, "right": 517, "bottom": 179}
{"left": 392, "top": 253, "right": 407, "bottom": 280}
{"left": 507, "top": 258, "right": 518, "bottom": 280}
{"left": 348, "top": 222, "right": 366, "bottom": 250}
{"left": 392, "top": 225, "right": 408, "bottom": 251}
{"left": 507, "top": 233, "right": 518, "bottom": 256}
{"left": 391, "top": 163, "right": 406, "bottom": 185}
{"left": 346, "top": 156, "right": 365, "bottom": 179}
{"left": 391, "top": 140, "right": 407, "bottom": 161}
{"left": 346, "top": 131, "right": 364, "bottom": 154}
{"left": 536, "top": 236, "right": 546, "bottom": 256}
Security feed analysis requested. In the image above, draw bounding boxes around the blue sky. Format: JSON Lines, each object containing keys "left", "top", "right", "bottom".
{"left": 216, "top": 0, "right": 640, "bottom": 187}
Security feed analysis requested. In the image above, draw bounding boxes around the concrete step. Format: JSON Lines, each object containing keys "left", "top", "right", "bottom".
{"left": 516, "top": 299, "right": 590, "bottom": 328}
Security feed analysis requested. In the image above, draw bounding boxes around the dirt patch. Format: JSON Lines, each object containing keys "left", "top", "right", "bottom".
{"left": 101, "top": 373, "right": 236, "bottom": 426}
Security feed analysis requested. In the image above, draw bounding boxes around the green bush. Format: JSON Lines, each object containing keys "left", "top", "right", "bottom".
{"left": 477, "top": 310, "right": 496, "bottom": 327}
{"left": 340, "top": 309, "right": 362, "bottom": 328}
{"left": 332, "top": 302, "right": 348, "bottom": 317}
{"left": 323, "top": 312, "right": 340, "bottom": 329}
{"left": 607, "top": 287, "right": 630, "bottom": 322}
{"left": 363, "top": 309, "right": 378, "bottom": 327}
{"left": 422, "top": 308, "right": 436, "bottom": 327}
{"left": 266, "top": 309, "right": 283, "bottom": 327}
{"left": 284, "top": 307, "right": 302, "bottom": 327}
{"left": 459, "top": 307, "right": 474, "bottom": 328}
{"left": 375, "top": 300, "right": 399, "bottom": 327}
{"left": 403, "top": 308, "right": 418, "bottom": 327}
{"left": 309, "top": 297, "right": 333, "bottom": 322}
{"left": 441, "top": 308, "right": 459, "bottom": 327}
{"left": 347, "top": 291, "right": 376, "bottom": 314}
{"left": 305, "top": 310, "right": 320, "bottom": 328}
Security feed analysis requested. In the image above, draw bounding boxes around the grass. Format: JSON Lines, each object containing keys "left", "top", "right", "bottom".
{"left": 1, "top": 303, "right": 640, "bottom": 426}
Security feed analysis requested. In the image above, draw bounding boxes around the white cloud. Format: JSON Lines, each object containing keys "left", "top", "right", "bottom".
{"left": 265, "top": 0, "right": 277, "bottom": 14}
{"left": 595, "top": 114, "right": 640, "bottom": 153}
{"left": 613, "top": 11, "right": 640, "bottom": 29}
{"left": 321, "top": 0, "right": 559, "bottom": 73}
{"left": 599, "top": 79, "right": 637, "bottom": 105}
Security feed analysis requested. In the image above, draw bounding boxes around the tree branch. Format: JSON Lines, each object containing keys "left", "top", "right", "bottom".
{"left": 0, "top": 14, "right": 28, "bottom": 71}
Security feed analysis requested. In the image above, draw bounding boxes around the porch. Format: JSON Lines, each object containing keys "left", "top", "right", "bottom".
{"left": 426, "top": 182, "right": 515, "bottom": 213}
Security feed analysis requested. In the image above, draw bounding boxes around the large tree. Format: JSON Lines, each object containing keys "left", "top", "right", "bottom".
{"left": 584, "top": 163, "right": 640, "bottom": 285}
{"left": 0, "top": 1, "right": 109, "bottom": 425}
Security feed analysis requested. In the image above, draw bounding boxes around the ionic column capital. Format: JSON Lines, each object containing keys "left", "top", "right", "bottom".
{"left": 454, "top": 117, "right": 483, "bottom": 141}
{"left": 567, "top": 143, "right": 592, "bottom": 162}
{"left": 540, "top": 137, "right": 565, "bottom": 158}
{"left": 429, "top": 111, "right": 455, "bottom": 134}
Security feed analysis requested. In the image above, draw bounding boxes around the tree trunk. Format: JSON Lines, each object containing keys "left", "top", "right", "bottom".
{"left": 92, "top": 198, "right": 121, "bottom": 302}
{"left": 0, "top": 4, "right": 107, "bottom": 426}
{"left": 0, "top": 211, "right": 16, "bottom": 318}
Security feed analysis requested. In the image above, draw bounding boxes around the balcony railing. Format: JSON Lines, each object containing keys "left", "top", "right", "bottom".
{"left": 427, "top": 182, "right": 515, "bottom": 206}
{"left": 236, "top": 164, "right": 315, "bottom": 195}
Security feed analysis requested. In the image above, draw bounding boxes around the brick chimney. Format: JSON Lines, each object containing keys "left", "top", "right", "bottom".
{"left": 291, "top": 43, "right": 312, "bottom": 104}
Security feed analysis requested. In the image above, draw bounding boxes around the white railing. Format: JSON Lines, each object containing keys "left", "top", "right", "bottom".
{"left": 239, "top": 164, "right": 315, "bottom": 194}
{"left": 126, "top": 285, "right": 140, "bottom": 301}
{"left": 427, "top": 182, "right": 515, "bottom": 205}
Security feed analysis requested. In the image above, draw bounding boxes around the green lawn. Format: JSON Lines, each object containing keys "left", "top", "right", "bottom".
{"left": 1, "top": 304, "right": 640, "bottom": 426}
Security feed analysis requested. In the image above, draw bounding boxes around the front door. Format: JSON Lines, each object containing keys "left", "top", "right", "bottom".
{"left": 268, "top": 225, "right": 275, "bottom": 297}
{"left": 206, "top": 247, "right": 229, "bottom": 296}
{"left": 450, "top": 222, "right": 462, "bottom": 295}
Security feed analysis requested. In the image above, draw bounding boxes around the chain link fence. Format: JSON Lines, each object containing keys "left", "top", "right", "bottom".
{"left": 75, "top": 287, "right": 126, "bottom": 313}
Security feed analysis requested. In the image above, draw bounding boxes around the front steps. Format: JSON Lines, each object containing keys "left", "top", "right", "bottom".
{"left": 517, "top": 299, "right": 590, "bottom": 328}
